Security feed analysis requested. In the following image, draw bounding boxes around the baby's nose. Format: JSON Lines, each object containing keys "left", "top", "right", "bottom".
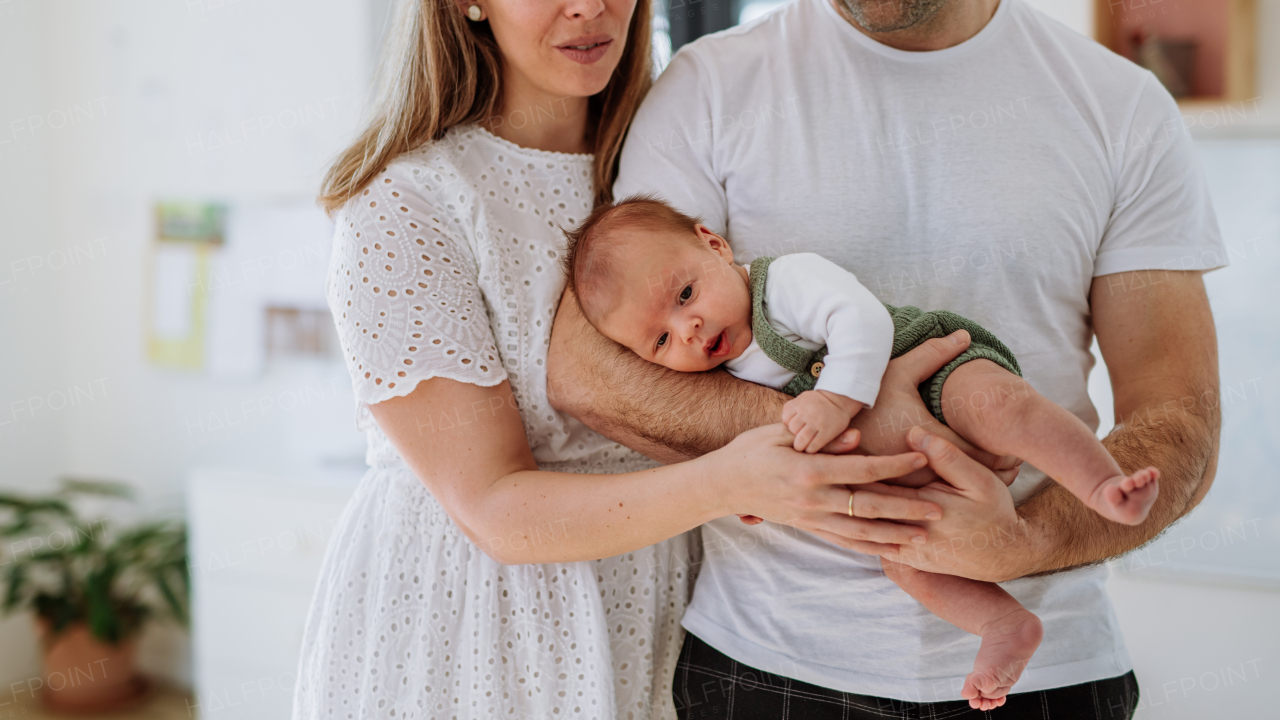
{"left": 681, "top": 318, "right": 701, "bottom": 342}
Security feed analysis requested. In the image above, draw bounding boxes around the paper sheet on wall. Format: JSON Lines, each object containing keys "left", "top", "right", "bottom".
{"left": 152, "top": 246, "right": 197, "bottom": 338}
{"left": 148, "top": 243, "right": 210, "bottom": 369}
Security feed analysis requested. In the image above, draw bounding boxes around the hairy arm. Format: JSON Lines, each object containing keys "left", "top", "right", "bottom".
{"left": 1022, "top": 269, "right": 1221, "bottom": 574}
{"left": 547, "top": 288, "right": 788, "bottom": 463}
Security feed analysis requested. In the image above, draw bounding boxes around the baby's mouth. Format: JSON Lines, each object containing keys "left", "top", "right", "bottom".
{"left": 707, "top": 331, "right": 728, "bottom": 357}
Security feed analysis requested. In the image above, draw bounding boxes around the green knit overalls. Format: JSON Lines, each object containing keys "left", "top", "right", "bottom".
{"left": 748, "top": 256, "right": 1022, "bottom": 424}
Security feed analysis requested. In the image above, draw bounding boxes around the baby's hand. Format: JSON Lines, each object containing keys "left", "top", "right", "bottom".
{"left": 781, "top": 390, "right": 864, "bottom": 453}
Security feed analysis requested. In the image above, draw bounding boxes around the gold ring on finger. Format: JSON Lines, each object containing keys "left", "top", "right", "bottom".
{"left": 848, "top": 490, "right": 854, "bottom": 518}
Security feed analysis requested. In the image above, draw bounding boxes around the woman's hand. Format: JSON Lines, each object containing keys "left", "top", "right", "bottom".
{"left": 701, "top": 424, "right": 943, "bottom": 553}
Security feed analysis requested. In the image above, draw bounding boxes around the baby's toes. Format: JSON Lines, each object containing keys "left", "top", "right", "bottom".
{"left": 1136, "top": 467, "right": 1160, "bottom": 487}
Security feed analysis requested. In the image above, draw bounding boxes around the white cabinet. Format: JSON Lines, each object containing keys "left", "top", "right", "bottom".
{"left": 188, "top": 468, "right": 359, "bottom": 720}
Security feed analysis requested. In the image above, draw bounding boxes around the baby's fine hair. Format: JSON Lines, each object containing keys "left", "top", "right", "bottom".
{"left": 561, "top": 194, "right": 703, "bottom": 322}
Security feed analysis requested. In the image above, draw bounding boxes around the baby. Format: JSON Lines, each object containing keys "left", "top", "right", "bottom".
{"left": 562, "top": 195, "right": 1161, "bottom": 710}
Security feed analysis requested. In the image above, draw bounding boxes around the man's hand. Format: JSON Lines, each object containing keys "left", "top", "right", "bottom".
{"left": 876, "top": 427, "right": 1031, "bottom": 582}
{"left": 782, "top": 390, "right": 864, "bottom": 453}
{"left": 853, "top": 330, "right": 1022, "bottom": 487}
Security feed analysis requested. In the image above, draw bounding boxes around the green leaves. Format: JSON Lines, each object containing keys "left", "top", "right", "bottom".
{"left": 153, "top": 568, "right": 188, "bottom": 627}
{"left": 0, "top": 478, "right": 189, "bottom": 644}
{"left": 85, "top": 563, "right": 120, "bottom": 643}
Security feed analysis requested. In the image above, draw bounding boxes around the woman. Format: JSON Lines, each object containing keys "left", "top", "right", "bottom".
{"left": 292, "top": 0, "right": 939, "bottom": 717}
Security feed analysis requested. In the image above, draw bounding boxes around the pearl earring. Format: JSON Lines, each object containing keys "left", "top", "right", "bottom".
{"left": 466, "top": 4, "right": 483, "bottom": 21}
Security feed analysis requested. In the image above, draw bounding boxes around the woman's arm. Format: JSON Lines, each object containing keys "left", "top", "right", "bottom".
{"left": 371, "top": 376, "right": 940, "bottom": 565}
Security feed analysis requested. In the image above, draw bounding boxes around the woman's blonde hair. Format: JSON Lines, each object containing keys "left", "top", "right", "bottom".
{"left": 319, "top": 0, "right": 653, "bottom": 214}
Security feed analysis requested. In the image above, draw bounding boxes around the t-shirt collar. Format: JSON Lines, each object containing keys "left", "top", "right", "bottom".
{"left": 817, "top": 0, "right": 1011, "bottom": 63}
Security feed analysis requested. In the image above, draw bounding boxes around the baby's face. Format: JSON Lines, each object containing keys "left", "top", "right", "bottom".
{"left": 597, "top": 225, "right": 753, "bottom": 373}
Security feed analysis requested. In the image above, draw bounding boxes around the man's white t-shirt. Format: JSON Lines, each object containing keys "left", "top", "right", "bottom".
{"left": 615, "top": 0, "right": 1225, "bottom": 702}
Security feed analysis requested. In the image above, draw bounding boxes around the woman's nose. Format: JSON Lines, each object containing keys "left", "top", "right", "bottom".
{"left": 563, "top": 0, "right": 606, "bottom": 20}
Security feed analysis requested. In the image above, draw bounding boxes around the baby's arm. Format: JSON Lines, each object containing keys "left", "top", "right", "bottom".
{"left": 765, "top": 254, "right": 895, "bottom": 408}
{"left": 763, "top": 254, "right": 894, "bottom": 452}
{"left": 783, "top": 390, "right": 864, "bottom": 453}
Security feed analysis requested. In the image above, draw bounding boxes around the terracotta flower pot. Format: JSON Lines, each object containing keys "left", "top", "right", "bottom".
{"left": 36, "top": 621, "right": 149, "bottom": 714}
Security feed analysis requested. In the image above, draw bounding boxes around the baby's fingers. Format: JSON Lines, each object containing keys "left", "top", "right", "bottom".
{"left": 819, "top": 428, "right": 861, "bottom": 455}
{"left": 793, "top": 424, "right": 819, "bottom": 452}
{"left": 808, "top": 424, "right": 844, "bottom": 455}
{"left": 785, "top": 415, "right": 805, "bottom": 436}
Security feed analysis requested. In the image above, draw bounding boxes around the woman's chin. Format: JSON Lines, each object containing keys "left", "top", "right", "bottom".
{"left": 555, "top": 77, "right": 614, "bottom": 99}
{"left": 546, "top": 63, "right": 621, "bottom": 98}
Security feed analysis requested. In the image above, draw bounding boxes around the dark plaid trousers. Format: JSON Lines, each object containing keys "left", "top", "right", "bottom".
{"left": 674, "top": 633, "right": 1140, "bottom": 720}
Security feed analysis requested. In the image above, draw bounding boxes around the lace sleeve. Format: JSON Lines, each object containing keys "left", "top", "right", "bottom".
{"left": 327, "top": 161, "right": 506, "bottom": 428}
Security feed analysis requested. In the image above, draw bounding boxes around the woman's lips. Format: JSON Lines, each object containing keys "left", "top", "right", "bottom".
{"left": 556, "top": 38, "right": 613, "bottom": 65}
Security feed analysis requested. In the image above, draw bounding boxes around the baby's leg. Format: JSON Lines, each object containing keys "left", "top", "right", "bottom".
{"left": 941, "top": 360, "right": 1159, "bottom": 525}
{"left": 881, "top": 559, "right": 1042, "bottom": 710}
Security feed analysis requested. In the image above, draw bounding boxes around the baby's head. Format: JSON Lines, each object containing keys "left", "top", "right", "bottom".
{"left": 562, "top": 195, "right": 753, "bottom": 373}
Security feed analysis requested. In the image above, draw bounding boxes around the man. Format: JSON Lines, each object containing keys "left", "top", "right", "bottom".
{"left": 547, "top": 0, "right": 1224, "bottom": 716}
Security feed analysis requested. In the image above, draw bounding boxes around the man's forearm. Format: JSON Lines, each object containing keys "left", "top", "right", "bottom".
{"left": 547, "top": 288, "right": 787, "bottom": 463}
{"left": 1020, "top": 395, "right": 1220, "bottom": 575}
{"left": 1011, "top": 269, "right": 1224, "bottom": 576}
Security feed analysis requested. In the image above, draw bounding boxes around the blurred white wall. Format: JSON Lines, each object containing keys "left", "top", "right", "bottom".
{"left": 0, "top": 2, "right": 68, "bottom": 690}
{"left": 1, "top": 0, "right": 373, "bottom": 690}
{"left": 43, "top": 0, "right": 372, "bottom": 497}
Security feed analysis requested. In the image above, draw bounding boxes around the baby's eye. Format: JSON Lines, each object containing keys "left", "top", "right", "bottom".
{"left": 679, "top": 285, "right": 692, "bottom": 302}
{"left": 657, "top": 332, "right": 669, "bottom": 348}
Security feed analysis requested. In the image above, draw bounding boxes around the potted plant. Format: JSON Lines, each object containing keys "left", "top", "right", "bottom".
{"left": 0, "top": 479, "right": 189, "bottom": 713}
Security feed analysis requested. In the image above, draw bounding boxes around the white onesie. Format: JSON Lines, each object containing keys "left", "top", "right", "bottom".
{"left": 724, "top": 253, "right": 895, "bottom": 406}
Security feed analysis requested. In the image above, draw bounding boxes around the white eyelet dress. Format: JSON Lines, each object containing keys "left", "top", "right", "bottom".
{"left": 292, "top": 125, "right": 693, "bottom": 720}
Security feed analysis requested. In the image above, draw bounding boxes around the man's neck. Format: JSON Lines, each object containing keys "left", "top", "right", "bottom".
{"left": 831, "top": 0, "right": 1001, "bottom": 52}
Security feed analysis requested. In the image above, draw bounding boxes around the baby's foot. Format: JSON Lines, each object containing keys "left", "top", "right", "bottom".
{"left": 1091, "top": 467, "right": 1160, "bottom": 525}
{"left": 961, "top": 609, "right": 1043, "bottom": 711}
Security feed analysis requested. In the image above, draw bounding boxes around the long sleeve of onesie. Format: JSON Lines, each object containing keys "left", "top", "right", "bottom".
{"left": 759, "top": 253, "right": 895, "bottom": 406}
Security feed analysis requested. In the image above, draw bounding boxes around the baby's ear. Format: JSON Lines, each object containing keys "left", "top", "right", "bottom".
{"left": 694, "top": 223, "right": 733, "bottom": 259}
